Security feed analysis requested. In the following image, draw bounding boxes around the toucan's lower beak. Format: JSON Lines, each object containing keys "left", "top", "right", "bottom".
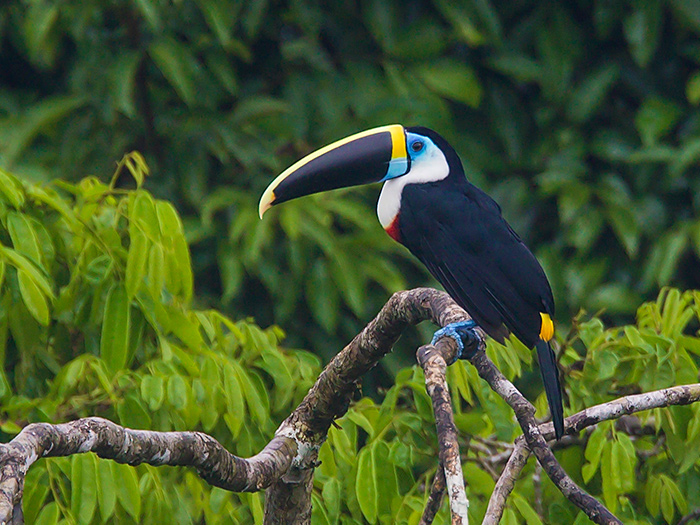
{"left": 259, "top": 124, "right": 409, "bottom": 217}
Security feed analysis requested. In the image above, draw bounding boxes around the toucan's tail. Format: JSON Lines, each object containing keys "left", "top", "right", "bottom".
{"left": 535, "top": 339, "right": 564, "bottom": 439}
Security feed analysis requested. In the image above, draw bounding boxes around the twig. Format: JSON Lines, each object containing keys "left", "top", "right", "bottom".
{"left": 484, "top": 383, "right": 700, "bottom": 524}
{"left": 418, "top": 341, "right": 470, "bottom": 524}
{"left": 483, "top": 439, "right": 530, "bottom": 525}
{"left": 677, "top": 508, "right": 700, "bottom": 525}
{"left": 467, "top": 348, "right": 622, "bottom": 525}
{"left": 419, "top": 466, "right": 446, "bottom": 525}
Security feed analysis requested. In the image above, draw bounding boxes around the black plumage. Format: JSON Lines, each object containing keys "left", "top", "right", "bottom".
{"left": 396, "top": 128, "right": 563, "bottom": 438}
{"left": 259, "top": 124, "right": 565, "bottom": 439}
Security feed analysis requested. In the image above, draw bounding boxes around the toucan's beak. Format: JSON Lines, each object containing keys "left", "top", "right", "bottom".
{"left": 259, "top": 124, "right": 409, "bottom": 218}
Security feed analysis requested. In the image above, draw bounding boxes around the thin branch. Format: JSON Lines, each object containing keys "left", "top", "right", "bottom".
{"left": 484, "top": 383, "right": 700, "bottom": 523}
{"left": 483, "top": 439, "right": 530, "bottom": 525}
{"left": 467, "top": 348, "right": 622, "bottom": 525}
{"left": 418, "top": 341, "right": 470, "bottom": 524}
{"left": 677, "top": 508, "right": 700, "bottom": 525}
{"left": 419, "top": 466, "right": 446, "bottom": 525}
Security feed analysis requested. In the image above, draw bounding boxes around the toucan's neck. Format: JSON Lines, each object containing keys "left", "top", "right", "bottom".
{"left": 377, "top": 156, "right": 464, "bottom": 233}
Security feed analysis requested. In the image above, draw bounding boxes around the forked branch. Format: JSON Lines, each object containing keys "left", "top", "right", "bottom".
{"left": 0, "top": 289, "right": 696, "bottom": 525}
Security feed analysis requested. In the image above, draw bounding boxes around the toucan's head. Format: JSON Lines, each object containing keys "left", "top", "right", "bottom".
{"left": 258, "top": 125, "right": 462, "bottom": 218}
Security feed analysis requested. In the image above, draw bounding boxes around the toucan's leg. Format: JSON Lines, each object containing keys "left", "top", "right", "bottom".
{"left": 431, "top": 320, "right": 484, "bottom": 363}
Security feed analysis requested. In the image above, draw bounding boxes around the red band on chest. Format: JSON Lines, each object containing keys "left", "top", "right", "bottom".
{"left": 384, "top": 215, "right": 401, "bottom": 243}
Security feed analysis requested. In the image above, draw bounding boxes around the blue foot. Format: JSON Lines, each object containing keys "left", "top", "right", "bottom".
{"left": 431, "top": 320, "right": 482, "bottom": 364}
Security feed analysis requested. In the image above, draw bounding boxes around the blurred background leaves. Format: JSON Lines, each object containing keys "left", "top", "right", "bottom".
{"left": 3, "top": 0, "right": 700, "bottom": 368}
{"left": 3, "top": 2, "right": 700, "bottom": 521}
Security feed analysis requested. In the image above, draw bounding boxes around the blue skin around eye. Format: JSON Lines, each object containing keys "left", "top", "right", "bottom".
{"left": 381, "top": 133, "right": 435, "bottom": 181}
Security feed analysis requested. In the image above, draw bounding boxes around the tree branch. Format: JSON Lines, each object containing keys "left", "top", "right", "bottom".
{"left": 484, "top": 383, "right": 700, "bottom": 523}
{"left": 2, "top": 288, "right": 699, "bottom": 525}
{"left": 0, "top": 417, "right": 297, "bottom": 521}
{"left": 483, "top": 439, "right": 530, "bottom": 525}
{"left": 0, "top": 288, "right": 463, "bottom": 523}
{"left": 418, "top": 341, "right": 471, "bottom": 524}
{"left": 467, "top": 349, "right": 622, "bottom": 524}
{"left": 419, "top": 466, "right": 447, "bottom": 525}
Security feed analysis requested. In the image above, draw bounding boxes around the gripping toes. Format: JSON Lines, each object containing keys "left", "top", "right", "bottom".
{"left": 431, "top": 320, "right": 483, "bottom": 363}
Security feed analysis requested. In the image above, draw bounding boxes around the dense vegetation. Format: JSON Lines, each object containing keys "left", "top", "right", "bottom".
{"left": 2, "top": 1, "right": 700, "bottom": 360}
{"left": 1, "top": 165, "right": 700, "bottom": 524}
{"left": 2, "top": 0, "right": 700, "bottom": 523}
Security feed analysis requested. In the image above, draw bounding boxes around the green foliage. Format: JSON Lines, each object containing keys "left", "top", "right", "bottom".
{"left": 4, "top": 1, "right": 700, "bottom": 522}
{"left": 3, "top": 1, "right": 700, "bottom": 361}
{"left": 1, "top": 163, "right": 700, "bottom": 523}
{"left": 0, "top": 164, "right": 320, "bottom": 523}
{"left": 310, "top": 288, "right": 700, "bottom": 524}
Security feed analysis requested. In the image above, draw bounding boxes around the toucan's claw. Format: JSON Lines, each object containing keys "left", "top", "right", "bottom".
{"left": 431, "top": 320, "right": 483, "bottom": 364}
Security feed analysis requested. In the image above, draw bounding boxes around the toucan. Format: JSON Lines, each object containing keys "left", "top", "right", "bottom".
{"left": 258, "top": 125, "right": 564, "bottom": 439}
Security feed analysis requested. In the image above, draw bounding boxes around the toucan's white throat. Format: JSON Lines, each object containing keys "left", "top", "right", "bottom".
{"left": 377, "top": 145, "right": 450, "bottom": 229}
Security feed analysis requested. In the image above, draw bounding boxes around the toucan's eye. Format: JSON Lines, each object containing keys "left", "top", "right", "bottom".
{"left": 411, "top": 140, "right": 424, "bottom": 152}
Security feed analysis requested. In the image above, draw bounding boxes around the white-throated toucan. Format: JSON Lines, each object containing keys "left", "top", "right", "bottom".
{"left": 259, "top": 125, "right": 563, "bottom": 439}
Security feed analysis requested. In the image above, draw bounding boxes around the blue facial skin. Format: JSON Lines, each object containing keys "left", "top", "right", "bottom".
{"left": 381, "top": 131, "right": 437, "bottom": 182}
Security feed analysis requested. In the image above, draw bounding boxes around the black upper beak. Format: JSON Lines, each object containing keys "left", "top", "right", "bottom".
{"left": 259, "top": 124, "right": 409, "bottom": 217}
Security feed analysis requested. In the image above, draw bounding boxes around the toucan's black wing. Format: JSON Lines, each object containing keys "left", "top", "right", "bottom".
{"left": 399, "top": 181, "right": 564, "bottom": 437}
{"left": 398, "top": 182, "right": 554, "bottom": 347}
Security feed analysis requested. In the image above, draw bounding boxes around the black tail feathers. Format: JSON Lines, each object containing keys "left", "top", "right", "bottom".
{"left": 535, "top": 339, "right": 564, "bottom": 439}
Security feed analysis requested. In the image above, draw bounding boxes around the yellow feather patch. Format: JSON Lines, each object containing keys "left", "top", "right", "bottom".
{"left": 539, "top": 313, "right": 554, "bottom": 341}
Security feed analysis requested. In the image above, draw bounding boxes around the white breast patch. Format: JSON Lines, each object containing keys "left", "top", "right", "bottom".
{"left": 377, "top": 147, "right": 450, "bottom": 228}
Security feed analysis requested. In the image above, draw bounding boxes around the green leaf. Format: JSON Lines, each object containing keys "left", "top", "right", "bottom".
{"left": 223, "top": 364, "right": 245, "bottom": 436}
{"left": 0, "top": 169, "right": 26, "bottom": 208}
{"left": 646, "top": 475, "right": 661, "bottom": 516}
{"left": 2, "top": 247, "right": 53, "bottom": 297}
{"left": 321, "top": 478, "right": 341, "bottom": 520}
{"left": 17, "top": 268, "right": 50, "bottom": 325}
{"left": 85, "top": 255, "right": 113, "bottom": 284}
{"left": 148, "top": 243, "right": 165, "bottom": 298}
{"left": 96, "top": 460, "right": 117, "bottom": 521}
{"left": 23, "top": 468, "right": 49, "bottom": 524}
{"left": 141, "top": 375, "right": 165, "bottom": 411}
{"left": 167, "top": 374, "right": 189, "bottom": 410}
{"left": 568, "top": 64, "right": 619, "bottom": 122}
{"left": 115, "top": 463, "right": 141, "bottom": 521}
{"left": 111, "top": 53, "right": 141, "bottom": 118}
{"left": 660, "top": 481, "right": 674, "bottom": 523}
{"left": 600, "top": 441, "right": 617, "bottom": 512}
{"left": 7, "top": 212, "right": 43, "bottom": 267}
{"left": 606, "top": 205, "right": 639, "bottom": 257}
{"left": 233, "top": 364, "right": 269, "bottom": 426}
{"left": 512, "top": 493, "right": 543, "bottom": 524}
{"left": 149, "top": 38, "right": 199, "bottom": 106}
{"left": 126, "top": 230, "right": 149, "bottom": 299}
{"left": 22, "top": 2, "right": 60, "bottom": 66}
{"left": 635, "top": 97, "right": 683, "bottom": 146}
{"left": 687, "top": 71, "right": 700, "bottom": 105}
{"left": 34, "top": 502, "right": 59, "bottom": 525}
{"left": 623, "top": 1, "right": 662, "bottom": 67}
{"left": 196, "top": 0, "right": 240, "bottom": 48}
{"left": 356, "top": 446, "right": 378, "bottom": 523}
{"left": 2, "top": 96, "right": 84, "bottom": 163}
{"left": 305, "top": 260, "right": 338, "bottom": 332}
{"left": 417, "top": 59, "right": 482, "bottom": 107}
{"left": 117, "top": 394, "right": 152, "bottom": 429}
{"left": 101, "top": 284, "right": 131, "bottom": 374}
{"left": 71, "top": 454, "right": 97, "bottom": 525}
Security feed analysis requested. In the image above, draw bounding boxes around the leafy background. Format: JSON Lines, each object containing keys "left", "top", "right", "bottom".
{"left": 2, "top": 0, "right": 700, "bottom": 523}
